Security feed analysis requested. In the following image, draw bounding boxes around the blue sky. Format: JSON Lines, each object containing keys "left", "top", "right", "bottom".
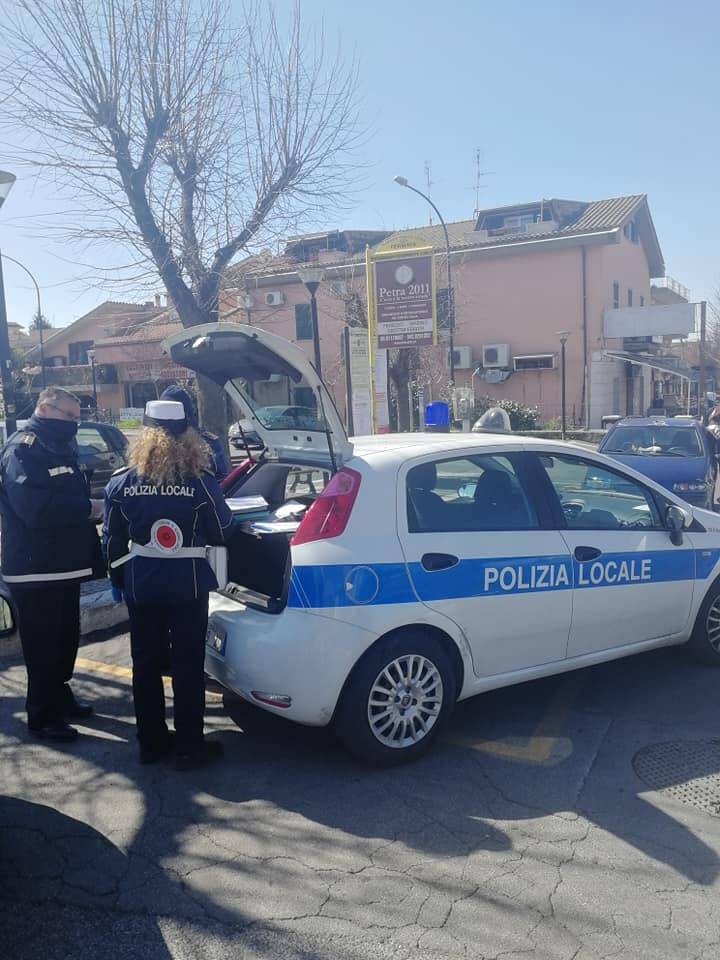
{"left": 0, "top": 0, "right": 718, "bottom": 328}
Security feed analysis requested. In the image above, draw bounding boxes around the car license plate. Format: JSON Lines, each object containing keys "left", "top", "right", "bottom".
{"left": 206, "top": 625, "right": 226, "bottom": 656}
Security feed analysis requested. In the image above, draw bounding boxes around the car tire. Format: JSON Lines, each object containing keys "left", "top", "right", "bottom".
{"left": 688, "top": 579, "right": 720, "bottom": 666}
{"left": 335, "top": 631, "right": 456, "bottom": 766}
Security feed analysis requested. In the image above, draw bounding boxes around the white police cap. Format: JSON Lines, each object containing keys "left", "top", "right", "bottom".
{"left": 144, "top": 400, "right": 188, "bottom": 435}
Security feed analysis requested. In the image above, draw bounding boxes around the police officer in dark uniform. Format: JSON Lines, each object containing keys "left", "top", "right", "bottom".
{"left": 104, "top": 400, "right": 233, "bottom": 769}
{"left": 0, "top": 386, "right": 103, "bottom": 741}
{"left": 160, "top": 384, "right": 230, "bottom": 481}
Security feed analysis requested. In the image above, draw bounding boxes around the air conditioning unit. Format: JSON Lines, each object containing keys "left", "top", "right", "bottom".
{"left": 482, "top": 343, "right": 511, "bottom": 368}
{"left": 330, "top": 280, "right": 348, "bottom": 295}
{"left": 447, "top": 345, "right": 472, "bottom": 370}
{"left": 239, "top": 294, "right": 254, "bottom": 309}
{"left": 264, "top": 291, "right": 285, "bottom": 306}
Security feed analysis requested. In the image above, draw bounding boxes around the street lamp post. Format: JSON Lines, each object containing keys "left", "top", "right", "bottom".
{"left": 0, "top": 170, "right": 19, "bottom": 438}
{"left": 87, "top": 349, "right": 98, "bottom": 420}
{"left": 393, "top": 175, "right": 455, "bottom": 385}
{"left": 298, "top": 266, "right": 324, "bottom": 378}
{"left": 1, "top": 254, "right": 46, "bottom": 388}
{"left": 557, "top": 331, "right": 571, "bottom": 441}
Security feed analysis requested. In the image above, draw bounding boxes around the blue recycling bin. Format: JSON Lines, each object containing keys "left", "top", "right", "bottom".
{"left": 425, "top": 401, "right": 450, "bottom": 433}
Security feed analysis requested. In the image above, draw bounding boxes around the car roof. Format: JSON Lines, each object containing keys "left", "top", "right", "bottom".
{"left": 349, "top": 432, "right": 595, "bottom": 464}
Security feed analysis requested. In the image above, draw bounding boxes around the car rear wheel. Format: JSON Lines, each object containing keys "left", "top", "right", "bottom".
{"left": 688, "top": 580, "right": 720, "bottom": 665}
{"left": 336, "top": 631, "right": 456, "bottom": 766}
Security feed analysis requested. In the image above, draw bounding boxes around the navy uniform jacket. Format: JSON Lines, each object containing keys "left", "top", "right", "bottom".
{"left": 104, "top": 467, "right": 233, "bottom": 605}
{"left": 0, "top": 420, "right": 94, "bottom": 584}
{"left": 202, "top": 431, "right": 230, "bottom": 481}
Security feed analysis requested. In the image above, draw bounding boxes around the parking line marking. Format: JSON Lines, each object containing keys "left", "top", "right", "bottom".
{"left": 74, "top": 657, "right": 223, "bottom": 700}
{"left": 443, "top": 675, "right": 584, "bottom": 766}
{"left": 76, "top": 657, "right": 134, "bottom": 681}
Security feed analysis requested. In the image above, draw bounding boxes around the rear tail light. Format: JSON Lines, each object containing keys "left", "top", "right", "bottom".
{"left": 291, "top": 467, "right": 362, "bottom": 546}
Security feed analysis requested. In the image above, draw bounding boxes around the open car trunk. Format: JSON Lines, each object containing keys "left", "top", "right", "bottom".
{"left": 215, "top": 461, "right": 331, "bottom": 611}
{"left": 223, "top": 523, "right": 291, "bottom": 613}
{"left": 162, "top": 324, "right": 348, "bottom": 612}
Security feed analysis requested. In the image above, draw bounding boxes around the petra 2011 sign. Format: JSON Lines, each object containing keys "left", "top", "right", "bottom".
{"left": 373, "top": 250, "right": 437, "bottom": 349}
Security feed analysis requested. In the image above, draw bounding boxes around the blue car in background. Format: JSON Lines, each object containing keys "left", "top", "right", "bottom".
{"left": 598, "top": 416, "right": 717, "bottom": 511}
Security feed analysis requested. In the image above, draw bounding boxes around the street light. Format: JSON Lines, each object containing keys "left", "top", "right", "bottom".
{"left": 393, "top": 175, "right": 455, "bottom": 384}
{"left": 298, "top": 266, "right": 324, "bottom": 377}
{"left": 557, "top": 331, "right": 571, "bottom": 441}
{"left": 1, "top": 254, "right": 46, "bottom": 388}
{"left": 0, "top": 171, "right": 16, "bottom": 210}
{"left": 0, "top": 170, "right": 19, "bottom": 437}
{"left": 87, "top": 349, "right": 98, "bottom": 420}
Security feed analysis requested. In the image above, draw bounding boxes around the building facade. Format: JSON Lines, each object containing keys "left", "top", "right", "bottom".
{"left": 20, "top": 195, "right": 692, "bottom": 430}
{"left": 220, "top": 196, "right": 671, "bottom": 428}
{"left": 23, "top": 300, "right": 164, "bottom": 413}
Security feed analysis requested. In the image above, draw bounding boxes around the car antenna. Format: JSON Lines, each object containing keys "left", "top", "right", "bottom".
{"left": 316, "top": 388, "right": 338, "bottom": 475}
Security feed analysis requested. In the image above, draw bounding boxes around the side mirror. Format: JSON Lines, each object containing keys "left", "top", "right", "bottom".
{"left": 0, "top": 594, "right": 16, "bottom": 638}
{"left": 666, "top": 504, "right": 687, "bottom": 546}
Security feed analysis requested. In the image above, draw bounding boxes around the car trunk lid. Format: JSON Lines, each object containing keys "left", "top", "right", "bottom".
{"left": 163, "top": 323, "right": 352, "bottom": 468}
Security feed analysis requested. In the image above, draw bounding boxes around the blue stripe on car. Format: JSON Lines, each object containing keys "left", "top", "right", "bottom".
{"left": 287, "top": 548, "right": 720, "bottom": 610}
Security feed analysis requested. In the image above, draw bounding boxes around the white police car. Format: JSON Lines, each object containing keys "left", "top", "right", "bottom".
{"left": 166, "top": 324, "right": 720, "bottom": 765}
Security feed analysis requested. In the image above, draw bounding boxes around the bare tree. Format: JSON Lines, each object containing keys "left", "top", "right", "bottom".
{"left": 0, "top": 0, "right": 361, "bottom": 433}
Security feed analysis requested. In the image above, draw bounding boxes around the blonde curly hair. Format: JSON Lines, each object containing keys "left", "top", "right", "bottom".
{"left": 128, "top": 426, "right": 211, "bottom": 486}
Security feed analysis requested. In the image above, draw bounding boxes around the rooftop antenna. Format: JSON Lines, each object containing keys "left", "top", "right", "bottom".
{"left": 424, "top": 161, "right": 433, "bottom": 225}
{"left": 473, "top": 147, "right": 495, "bottom": 217}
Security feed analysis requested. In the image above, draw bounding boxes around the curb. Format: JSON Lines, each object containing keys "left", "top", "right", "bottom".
{"left": 0, "top": 580, "right": 128, "bottom": 659}
{"left": 79, "top": 586, "right": 129, "bottom": 636}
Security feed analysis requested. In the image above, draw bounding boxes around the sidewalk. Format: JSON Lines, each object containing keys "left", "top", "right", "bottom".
{"left": 78, "top": 578, "right": 128, "bottom": 634}
{"left": 0, "top": 578, "right": 127, "bottom": 656}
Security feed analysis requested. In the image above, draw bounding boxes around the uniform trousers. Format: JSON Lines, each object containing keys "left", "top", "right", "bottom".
{"left": 126, "top": 595, "right": 209, "bottom": 752}
{"left": 9, "top": 581, "right": 82, "bottom": 728}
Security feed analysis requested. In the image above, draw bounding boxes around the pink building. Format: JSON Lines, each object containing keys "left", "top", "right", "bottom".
{"left": 221, "top": 196, "right": 667, "bottom": 429}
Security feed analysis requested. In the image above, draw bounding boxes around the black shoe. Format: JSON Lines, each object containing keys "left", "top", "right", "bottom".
{"left": 29, "top": 721, "right": 79, "bottom": 743}
{"left": 65, "top": 700, "right": 94, "bottom": 721}
{"left": 139, "top": 733, "right": 176, "bottom": 765}
{"left": 175, "top": 740, "right": 224, "bottom": 772}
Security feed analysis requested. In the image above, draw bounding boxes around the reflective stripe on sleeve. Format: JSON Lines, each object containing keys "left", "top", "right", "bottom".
{"left": 4, "top": 568, "right": 93, "bottom": 583}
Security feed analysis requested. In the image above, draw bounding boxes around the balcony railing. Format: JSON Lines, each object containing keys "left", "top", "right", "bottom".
{"left": 28, "top": 363, "right": 117, "bottom": 389}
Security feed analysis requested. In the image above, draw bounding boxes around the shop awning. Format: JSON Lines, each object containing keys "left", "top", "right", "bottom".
{"left": 602, "top": 350, "right": 698, "bottom": 382}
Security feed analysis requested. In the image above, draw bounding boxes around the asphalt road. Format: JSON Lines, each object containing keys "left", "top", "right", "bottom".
{"left": 3, "top": 627, "right": 720, "bottom": 960}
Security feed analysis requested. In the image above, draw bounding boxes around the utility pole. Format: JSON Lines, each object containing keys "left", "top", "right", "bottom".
{"left": 0, "top": 255, "right": 18, "bottom": 437}
{"left": 699, "top": 300, "right": 707, "bottom": 421}
{"left": 558, "top": 331, "right": 571, "bottom": 441}
{"left": 424, "top": 161, "right": 433, "bottom": 225}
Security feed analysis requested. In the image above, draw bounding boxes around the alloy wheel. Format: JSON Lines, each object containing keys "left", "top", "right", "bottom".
{"left": 367, "top": 654, "right": 444, "bottom": 748}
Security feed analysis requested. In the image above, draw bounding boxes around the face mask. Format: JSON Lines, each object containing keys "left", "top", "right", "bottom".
{"left": 45, "top": 419, "right": 79, "bottom": 442}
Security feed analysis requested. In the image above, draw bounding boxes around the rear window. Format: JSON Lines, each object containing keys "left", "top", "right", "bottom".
{"left": 225, "top": 461, "right": 329, "bottom": 509}
{"left": 603, "top": 425, "right": 702, "bottom": 457}
{"left": 284, "top": 467, "right": 329, "bottom": 499}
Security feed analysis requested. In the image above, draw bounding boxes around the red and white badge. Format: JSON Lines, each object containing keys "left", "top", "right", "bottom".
{"left": 150, "top": 519, "right": 183, "bottom": 554}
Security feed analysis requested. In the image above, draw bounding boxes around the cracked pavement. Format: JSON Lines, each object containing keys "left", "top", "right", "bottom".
{"left": 2, "top": 632, "right": 720, "bottom": 960}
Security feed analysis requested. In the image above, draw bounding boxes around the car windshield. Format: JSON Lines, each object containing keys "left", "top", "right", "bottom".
{"left": 603, "top": 425, "right": 702, "bottom": 457}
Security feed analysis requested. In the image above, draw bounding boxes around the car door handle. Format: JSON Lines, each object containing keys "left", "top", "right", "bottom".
{"left": 421, "top": 552, "right": 459, "bottom": 572}
{"left": 574, "top": 545, "right": 602, "bottom": 562}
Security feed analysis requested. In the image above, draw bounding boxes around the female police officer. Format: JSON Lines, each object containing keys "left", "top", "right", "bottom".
{"left": 104, "top": 400, "right": 232, "bottom": 770}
